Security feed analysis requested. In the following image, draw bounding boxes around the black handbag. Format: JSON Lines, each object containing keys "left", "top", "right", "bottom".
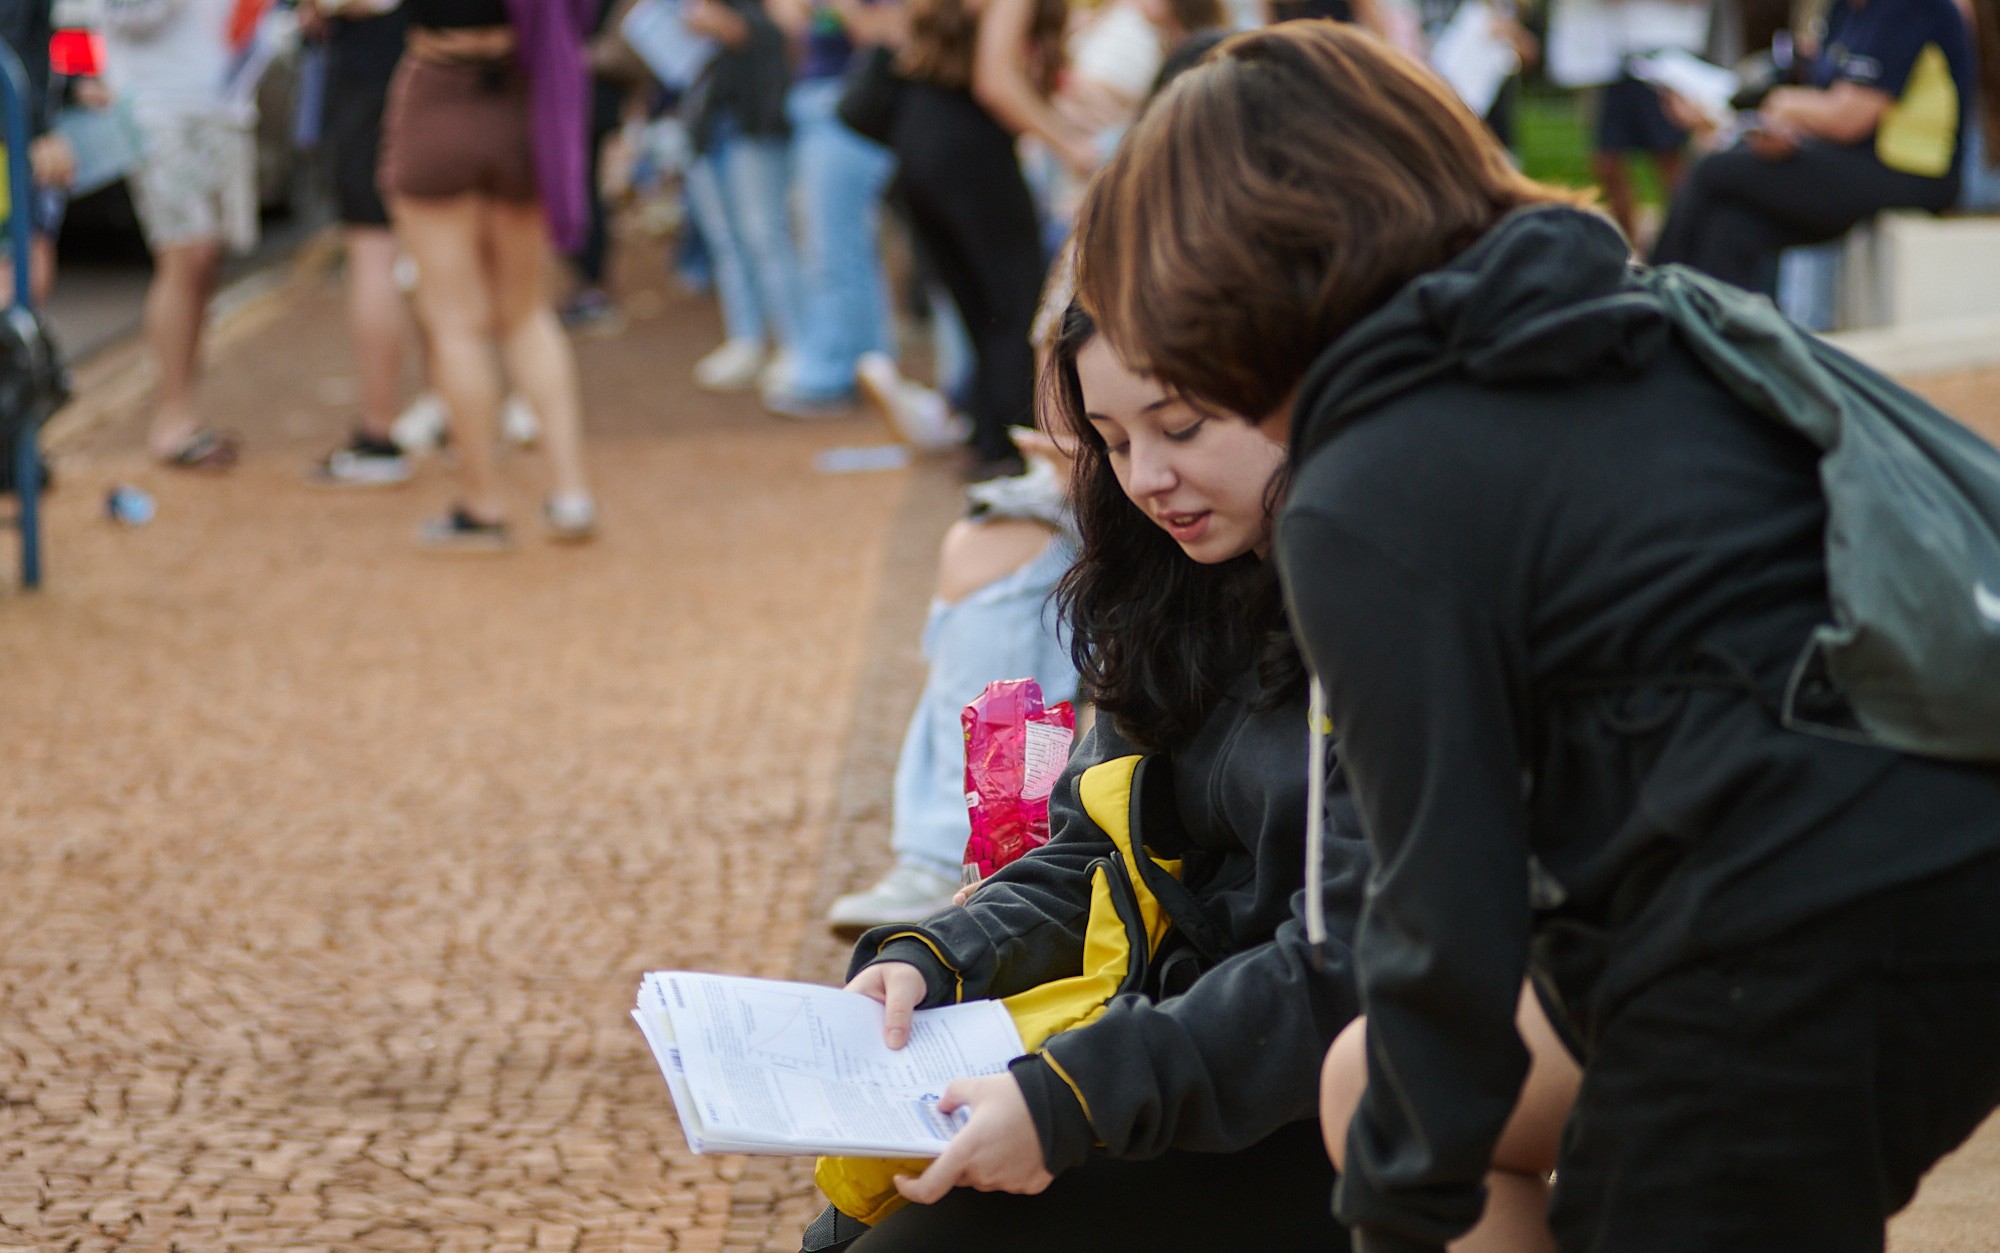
{"left": 836, "top": 45, "right": 904, "bottom": 147}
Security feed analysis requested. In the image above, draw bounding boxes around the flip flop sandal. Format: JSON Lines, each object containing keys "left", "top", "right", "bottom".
{"left": 161, "top": 429, "right": 241, "bottom": 470}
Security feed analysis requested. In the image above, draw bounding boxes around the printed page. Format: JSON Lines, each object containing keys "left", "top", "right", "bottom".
{"left": 633, "top": 981, "right": 709, "bottom": 1154}
{"left": 645, "top": 972, "right": 1024, "bottom": 1156}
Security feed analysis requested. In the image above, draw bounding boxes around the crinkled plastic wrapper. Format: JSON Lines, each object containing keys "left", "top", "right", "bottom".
{"left": 961, "top": 678, "right": 1077, "bottom": 882}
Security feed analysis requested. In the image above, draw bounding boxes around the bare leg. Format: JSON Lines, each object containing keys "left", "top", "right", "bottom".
{"left": 1321, "top": 984, "right": 1580, "bottom": 1253}
{"left": 1592, "top": 151, "right": 1638, "bottom": 247}
{"left": 934, "top": 517, "right": 1059, "bottom": 604}
{"left": 392, "top": 194, "right": 506, "bottom": 522}
{"left": 144, "top": 238, "right": 223, "bottom": 458}
{"left": 344, "top": 226, "right": 408, "bottom": 441}
{"left": 486, "top": 198, "right": 590, "bottom": 501}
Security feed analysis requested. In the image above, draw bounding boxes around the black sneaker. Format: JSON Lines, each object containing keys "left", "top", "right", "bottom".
{"left": 417, "top": 506, "right": 511, "bottom": 554}
{"left": 310, "top": 433, "right": 412, "bottom": 488}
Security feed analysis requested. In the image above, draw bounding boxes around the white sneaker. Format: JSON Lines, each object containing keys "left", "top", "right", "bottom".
{"left": 545, "top": 492, "right": 599, "bottom": 544}
{"left": 391, "top": 392, "right": 450, "bottom": 453}
{"left": 694, "top": 338, "right": 768, "bottom": 391}
{"left": 855, "top": 352, "right": 972, "bottom": 451}
{"left": 502, "top": 395, "right": 540, "bottom": 447}
{"left": 758, "top": 348, "right": 796, "bottom": 396}
{"left": 826, "top": 861, "right": 962, "bottom": 931}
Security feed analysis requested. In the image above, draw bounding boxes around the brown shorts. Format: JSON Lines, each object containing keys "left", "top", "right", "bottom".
{"left": 378, "top": 56, "right": 536, "bottom": 204}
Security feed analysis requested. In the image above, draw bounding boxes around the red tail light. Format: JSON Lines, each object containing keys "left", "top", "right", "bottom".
{"left": 49, "top": 30, "right": 103, "bottom": 78}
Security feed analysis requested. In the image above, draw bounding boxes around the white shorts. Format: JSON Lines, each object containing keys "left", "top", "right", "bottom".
{"left": 129, "top": 115, "right": 258, "bottom": 254}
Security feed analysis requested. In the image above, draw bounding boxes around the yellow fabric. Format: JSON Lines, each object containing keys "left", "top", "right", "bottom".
{"left": 874, "top": 930, "right": 964, "bottom": 1003}
{"left": 815, "top": 754, "right": 1179, "bottom": 1226}
{"left": 1877, "top": 44, "right": 1959, "bottom": 178}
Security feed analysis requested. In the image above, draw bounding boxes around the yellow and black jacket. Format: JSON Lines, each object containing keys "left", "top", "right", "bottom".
{"left": 830, "top": 676, "right": 1370, "bottom": 1220}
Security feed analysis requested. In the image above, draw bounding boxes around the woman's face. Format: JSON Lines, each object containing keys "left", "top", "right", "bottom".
{"left": 1076, "top": 337, "right": 1286, "bottom": 564}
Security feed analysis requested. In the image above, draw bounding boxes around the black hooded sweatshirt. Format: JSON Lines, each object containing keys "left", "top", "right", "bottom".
{"left": 1276, "top": 205, "right": 2000, "bottom": 1253}
{"left": 851, "top": 672, "right": 1372, "bottom": 1177}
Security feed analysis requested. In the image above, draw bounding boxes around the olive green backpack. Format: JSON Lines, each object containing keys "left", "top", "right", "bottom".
{"left": 1641, "top": 264, "right": 2000, "bottom": 762}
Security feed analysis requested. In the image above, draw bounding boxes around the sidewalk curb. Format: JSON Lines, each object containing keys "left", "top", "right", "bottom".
{"left": 40, "top": 224, "right": 344, "bottom": 454}
{"left": 1823, "top": 316, "right": 2000, "bottom": 381}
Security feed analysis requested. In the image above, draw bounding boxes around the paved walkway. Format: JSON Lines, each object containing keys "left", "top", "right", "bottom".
{"left": 1, "top": 236, "right": 962, "bottom": 1253}
{"left": 2, "top": 243, "right": 1998, "bottom": 1252}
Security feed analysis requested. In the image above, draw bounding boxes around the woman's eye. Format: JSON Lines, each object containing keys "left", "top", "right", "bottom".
{"left": 1165, "top": 419, "right": 1206, "bottom": 443}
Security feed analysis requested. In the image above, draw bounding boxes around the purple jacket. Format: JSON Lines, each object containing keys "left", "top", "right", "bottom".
{"left": 504, "top": 0, "right": 597, "bottom": 252}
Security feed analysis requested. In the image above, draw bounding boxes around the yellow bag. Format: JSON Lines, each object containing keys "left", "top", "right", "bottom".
{"left": 814, "top": 753, "right": 1181, "bottom": 1225}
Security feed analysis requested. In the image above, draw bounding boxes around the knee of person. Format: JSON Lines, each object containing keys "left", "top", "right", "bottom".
{"left": 934, "top": 518, "right": 1057, "bottom": 605}
{"left": 1319, "top": 1018, "right": 1369, "bottom": 1170}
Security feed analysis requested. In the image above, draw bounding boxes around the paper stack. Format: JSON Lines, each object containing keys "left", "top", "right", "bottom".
{"left": 632, "top": 971, "right": 1025, "bottom": 1158}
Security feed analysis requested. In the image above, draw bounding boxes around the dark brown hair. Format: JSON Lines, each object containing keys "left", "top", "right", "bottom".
{"left": 901, "top": 0, "right": 1068, "bottom": 94}
{"left": 1163, "top": 0, "right": 1226, "bottom": 38}
{"left": 1076, "top": 22, "right": 1587, "bottom": 420}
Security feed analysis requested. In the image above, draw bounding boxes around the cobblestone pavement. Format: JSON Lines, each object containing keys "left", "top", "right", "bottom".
{"left": 0, "top": 237, "right": 963, "bottom": 1253}
{"left": 3, "top": 246, "right": 1999, "bottom": 1253}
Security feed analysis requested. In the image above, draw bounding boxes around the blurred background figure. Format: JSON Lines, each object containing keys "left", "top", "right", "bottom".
{"left": 758, "top": 0, "right": 899, "bottom": 419}
{"left": 382, "top": 0, "right": 598, "bottom": 551}
{"left": 101, "top": 0, "right": 260, "bottom": 470}
{"left": 827, "top": 428, "right": 1079, "bottom": 929}
{"left": 0, "top": 0, "right": 74, "bottom": 306}
{"left": 563, "top": 0, "right": 643, "bottom": 337}
{"left": 1546, "top": 0, "right": 1708, "bottom": 246}
{"left": 303, "top": 0, "right": 414, "bottom": 488}
{"left": 1651, "top": 0, "right": 1973, "bottom": 297}
{"left": 681, "top": 0, "right": 803, "bottom": 393}
{"left": 889, "top": 0, "right": 1088, "bottom": 481}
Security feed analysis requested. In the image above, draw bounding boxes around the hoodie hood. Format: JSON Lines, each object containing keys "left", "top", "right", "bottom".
{"left": 1290, "top": 206, "right": 1670, "bottom": 462}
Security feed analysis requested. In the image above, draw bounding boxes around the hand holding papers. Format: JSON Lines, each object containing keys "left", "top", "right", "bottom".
{"left": 632, "top": 972, "right": 1026, "bottom": 1157}
{"left": 1627, "top": 48, "right": 1741, "bottom": 132}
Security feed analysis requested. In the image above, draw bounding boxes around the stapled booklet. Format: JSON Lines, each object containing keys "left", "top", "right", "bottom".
{"left": 632, "top": 971, "right": 1025, "bottom": 1157}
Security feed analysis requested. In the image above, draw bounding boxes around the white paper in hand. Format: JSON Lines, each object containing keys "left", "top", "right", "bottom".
{"left": 1429, "top": 2, "right": 1519, "bottom": 120}
{"left": 633, "top": 972, "right": 1024, "bottom": 1158}
{"left": 1627, "top": 49, "right": 1740, "bottom": 131}
{"left": 622, "top": 0, "right": 719, "bottom": 91}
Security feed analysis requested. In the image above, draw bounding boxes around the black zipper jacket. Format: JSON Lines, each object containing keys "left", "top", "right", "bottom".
{"left": 850, "top": 673, "right": 1370, "bottom": 1176}
{"left": 1276, "top": 204, "right": 2000, "bottom": 1253}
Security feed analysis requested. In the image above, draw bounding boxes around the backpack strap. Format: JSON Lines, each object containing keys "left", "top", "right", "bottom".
{"left": 1124, "top": 756, "right": 1232, "bottom": 968}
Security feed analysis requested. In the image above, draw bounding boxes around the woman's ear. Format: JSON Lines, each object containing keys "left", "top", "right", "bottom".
{"left": 1260, "top": 388, "right": 1300, "bottom": 447}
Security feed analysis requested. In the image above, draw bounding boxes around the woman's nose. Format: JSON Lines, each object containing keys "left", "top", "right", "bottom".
{"left": 1127, "top": 443, "right": 1177, "bottom": 496}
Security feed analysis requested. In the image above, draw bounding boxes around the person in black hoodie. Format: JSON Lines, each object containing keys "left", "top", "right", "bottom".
{"left": 1075, "top": 22, "right": 2000, "bottom": 1253}
{"left": 812, "top": 304, "right": 1363, "bottom": 1252}
{"left": 811, "top": 305, "right": 1581, "bottom": 1253}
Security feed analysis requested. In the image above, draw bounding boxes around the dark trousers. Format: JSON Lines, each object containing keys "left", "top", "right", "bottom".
{"left": 1550, "top": 850, "right": 2000, "bottom": 1252}
{"left": 1650, "top": 140, "right": 1957, "bottom": 298}
{"left": 818, "top": 1119, "right": 1347, "bottom": 1253}
{"left": 572, "top": 79, "right": 626, "bottom": 288}
{"left": 889, "top": 84, "right": 1047, "bottom": 464}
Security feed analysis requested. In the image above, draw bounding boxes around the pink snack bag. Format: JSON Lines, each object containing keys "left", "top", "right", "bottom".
{"left": 961, "top": 678, "right": 1077, "bottom": 884}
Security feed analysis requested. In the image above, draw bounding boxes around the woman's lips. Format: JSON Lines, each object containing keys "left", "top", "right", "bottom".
{"left": 1160, "top": 510, "right": 1210, "bottom": 544}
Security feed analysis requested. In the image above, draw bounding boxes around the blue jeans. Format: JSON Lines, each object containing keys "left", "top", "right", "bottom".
{"left": 683, "top": 120, "right": 803, "bottom": 347}
{"left": 783, "top": 77, "right": 897, "bottom": 400}
{"left": 1961, "top": 120, "right": 2000, "bottom": 211}
{"left": 890, "top": 531, "right": 1080, "bottom": 876}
